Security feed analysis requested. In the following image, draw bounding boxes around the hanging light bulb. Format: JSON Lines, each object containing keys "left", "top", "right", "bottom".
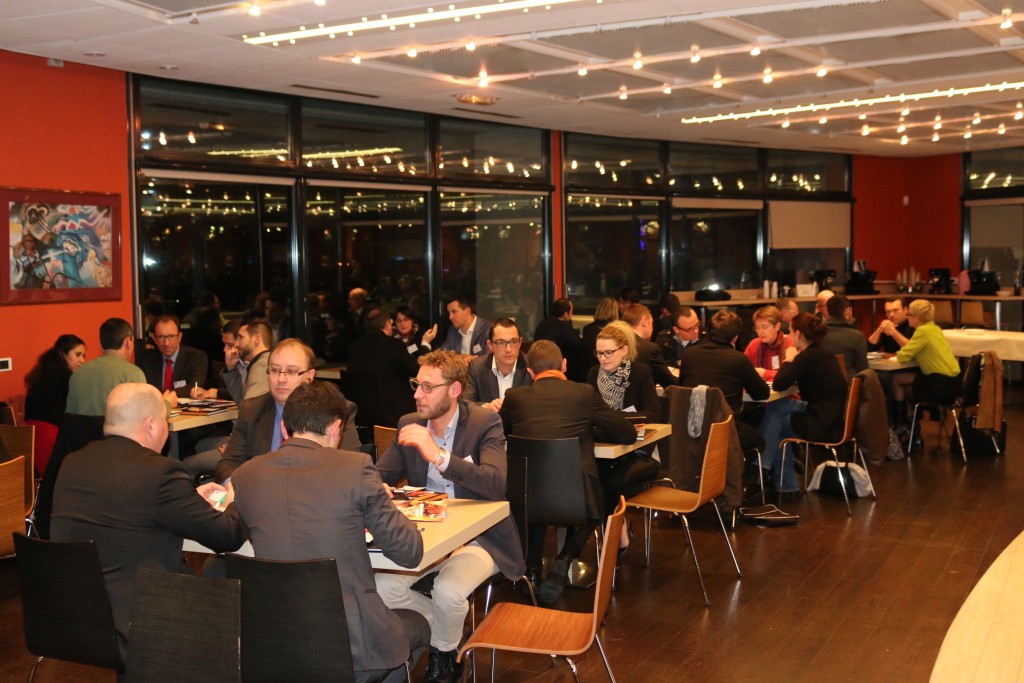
{"left": 248, "top": 2, "right": 261, "bottom": 16}
{"left": 407, "top": 47, "right": 417, "bottom": 57}
{"left": 762, "top": 67, "right": 773, "bottom": 84}
{"left": 819, "top": 115, "right": 828, "bottom": 124}
{"left": 1001, "top": 9, "right": 1013, "bottom": 29}
{"left": 466, "top": 40, "right": 476, "bottom": 51}
{"left": 816, "top": 66, "right": 827, "bottom": 77}
{"left": 618, "top": 85, "right": 628, "bottom": 100}
{"left": 750, "top": 45, "right": 761, "bottom": 56}
{"left": 690, "top": 45, "right": 700, "bottom": 63}
{"left": 713, "top": 72, "right": 722, "bottom": 88}
{"left": 964, "top": 128, "right": 973, "bottom": 139}
{"left": 900, "top": 135, "right": 909, "bottom": 145}
{"left": 932, "top": 132, "right": 940, "bottom": 142}
{"left": 351, "top": 54, "right": 361, "bottom": 64}
{"left": 632, "top": 51, "right": 643, "bottom": 70}
{"left": 781, "top": 119, "right": 790, "bottom": 128}
{"left": 662, "top": 83, "right": 672, "bottom": 94}
{"left": 577, "top": 64, "right": 587, "bottom": 76}
{"left": 972, "top": 112, "right": 982, "bottom": 124}
{"left": 901, "top": 107, "right": 910, "bottom": 116}
{"left": 478, "top": 69, "right": 488, "bottom": 87}
{"left": 861, "top": 124, "right": 870, "bottom": 136}
{"left": 999, "top": 122, "right": 1007, "bottom": 134}
{"left": 897, "top": 123, "right": 906, "bottom": 133}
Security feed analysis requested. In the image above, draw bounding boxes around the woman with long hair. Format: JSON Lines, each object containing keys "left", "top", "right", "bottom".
{"left": 24, "top": 334, "right": 86, "bottom": 475}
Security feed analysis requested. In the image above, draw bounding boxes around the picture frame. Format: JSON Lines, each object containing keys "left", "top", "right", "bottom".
{"left": 2, "top": 187, "right": 121, "bottom": 304}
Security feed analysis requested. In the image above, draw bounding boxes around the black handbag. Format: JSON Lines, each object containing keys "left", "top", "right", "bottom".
{"left": 817, "top": 463, "right": 860, "bottom": 498}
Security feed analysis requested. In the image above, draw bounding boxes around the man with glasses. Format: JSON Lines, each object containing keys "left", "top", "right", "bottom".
{"left": 214, "top": 338, "right": 360, "bottom": 483}
{"left": 136, "top": 315, "right": 209, "bottom": 407}
{"left": 655, "top": 305, "right": 702, "bottom": 370}
{"left": 375, "top": 350, "right": 525, "bottom": 683}
{"left": 463, "top": 318, "right": 533, "bottom": 412}
{"left": 622, "top": 302, "right": 678, "bottom": 388}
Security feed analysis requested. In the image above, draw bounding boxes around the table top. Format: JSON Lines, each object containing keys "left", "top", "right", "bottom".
{"left": 868, "top": 354, "right": 919, "bottom": 371}
{"left": 183, "top": 498, "right": 509, "bottom": 573}
{"left": 594, "top": 423, "right": 671, "bottom": 459}
{"left": 317, "top": 365, "right": 346, "bottom": 380}
{"left": 744, "top": 384, "right": 799, "bottom": 402}
{"left": 942, "top": 329, "right": 1024, "bottom": 362}
{"left": 168, "top": 407, "right": 238, "bottom": 432}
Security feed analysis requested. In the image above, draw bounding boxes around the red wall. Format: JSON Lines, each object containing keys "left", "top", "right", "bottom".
{"left": 0, "top": 50, "right": 132, "bottom": 402}
{"left": 852, "top": 153, "right": 962, "bottom": 278}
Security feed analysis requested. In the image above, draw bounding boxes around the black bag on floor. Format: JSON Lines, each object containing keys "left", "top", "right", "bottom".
{"left": 951, "top": 415, "right": 1006, "bottom": 456}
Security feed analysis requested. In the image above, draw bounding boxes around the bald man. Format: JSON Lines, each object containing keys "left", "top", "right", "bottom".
{"left": 51, "top": 383, "right": 245, "bottom": 658}
{"left": 815, "top": 289, "right": 835, "bottom": 320}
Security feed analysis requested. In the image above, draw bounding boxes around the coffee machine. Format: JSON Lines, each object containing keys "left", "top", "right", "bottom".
{"left": 928, "top": 268, "right": 952, "bottom": 294}
{"left": 845, "top": 260, "right": 878, "bottom": 294}
{"left": 811, "top": 269, "right": 835, "bottom": 292}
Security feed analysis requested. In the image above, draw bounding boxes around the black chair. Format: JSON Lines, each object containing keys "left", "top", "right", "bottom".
{"left": 34, "top": 412, "right": 104, "bottom": 538}
{"left": 506, "top": 436, "right": 599, "bottom": 588}
{"left": 13, "top": 532, "right": 124, "bottom": 681}
{"left": 126, "top": 568, "right": 241, "bottom": 682}
{"left": 224, "top": 555, "right": 362, "bottom": 683}
{"left": 908, "top": 354, "right": 981, "bottom": 461}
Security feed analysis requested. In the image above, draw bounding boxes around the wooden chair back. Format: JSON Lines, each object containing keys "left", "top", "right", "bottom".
{"left": 838, "top": 375, "right": 863, "bottom": 445}
{"left": 13, "top": 533, "right": 124, "bottom": 673}
{"left": 0, "top": 456, "right": 25, "bottom": 556}
{"left": 696, "top": 416, "right": 733, "bottom": 507}
{"left": 593, "top": 497, "right": 626, "bottom": 632}
{"left": 373, "top": 425, "right": 397, "bottom": 459}
{"left": 835, "top": 354, "right": 848, "bottom": 382}
{"left": 933, "top": 300, "right": 955, "bottom": 326}
{"left": 0, "top": 424, "right": 36, "bottom": 513}
{"left": 960, "top": 300, "right": 987, "bottom": 327}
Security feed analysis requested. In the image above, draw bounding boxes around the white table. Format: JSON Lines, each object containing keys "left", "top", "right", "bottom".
{"left": 183, "top": 499, "right": 509, "bottom": 573}
{"left": 594, "top": 423, "right": 671, "bottom": 459}
{"left": 942, "top": 329, "right": 1024, "bottom": 362}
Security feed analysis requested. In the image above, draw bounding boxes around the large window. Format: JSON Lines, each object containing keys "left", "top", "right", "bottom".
{"left": 670, "top": 202, "right": 761, "bottom": 291}
{"left": 564, "top": 134, "right": 662, "bottom": 190}
{"left": 669, "top": 143, "right": 760, "bottom": 193}
{"left": 565, "top": 195, "right": 663, "bottom": 314}
{"left": 439, "top": 191, "right": 546, "bottom": 338}
{"left": 967, "top": 147, "right": 1024, "bottom": 191}
{"left": 438, "top": 119, "right": 546, "bottom": 182}
{"left": 766, "top": 150, "right": 848, "bottom": 193}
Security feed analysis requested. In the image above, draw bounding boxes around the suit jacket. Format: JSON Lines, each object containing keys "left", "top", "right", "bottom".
{"left": 463, "top": 352, "right": 533, "bottom": 404}
{"left": 50, "top": 435, "right": 245, "bottom": 652}
{"left": 586, "top": 362, "right": 663, "bottom": 421}
{"left": 500, "top": 377, "right": 636, "bottom": 520}
{"left": 346, "top": 329, "right": 419, "bottom": 427}
{"left": 231, "top": 439, "right": 423, "bottom": 674}
{"left": 636, "top": 337, "right": 678, "bottom": 388}
{"left": 215, "top": 390, "right": 360, "bottom": 482}
{"left": 376, "top": 402, "right": 526, "bottom": 580}
{"left": 655, "top": 329, "right": 700, "bottom": 369}
{"left": 533, "top": 317, "right": 584, "bottom": 355}
{"left": 136, "top": 345, "right": 209, "bottom": 398}
{"left": 220, "top": 349, "right": 269, "bottom": 403}
{"left": 439, "top": 316, "right": 491, "bottom": 357}
{"left": 678, "top": 338, "right": 770, "bottom": 415}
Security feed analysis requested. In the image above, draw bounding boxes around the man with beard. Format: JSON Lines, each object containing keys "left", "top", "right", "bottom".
{"left": 374, "top": 350, "right": 525, "bottom": 683}
{"left": 193, "top": 320, "right": 272, "bottom": 402}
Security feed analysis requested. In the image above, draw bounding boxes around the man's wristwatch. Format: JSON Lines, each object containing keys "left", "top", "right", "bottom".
{"left": 433, "top": 448, "right": 449, "bottom": 468}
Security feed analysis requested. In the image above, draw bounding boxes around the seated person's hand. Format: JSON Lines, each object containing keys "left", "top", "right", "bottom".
{"left": 196, "top": 482, "right": 230, "bottom": 509}
{"left": 398, "top": 423, "right": 441, "bottom": 463}
{"left": 755, "top": 366, "right": 767, "bottom": 377}
{"left": 784, "top": 346, "right": 799, "bottom": 362}
{"left": 484, "top": 397, "right": 504, "bottom": 412}
{"left": 223, "top": 346, "right": 240, "bottom": 370}
{"left": 190, "top": 386, "right": 218, "bottom": 400}
{"left": 162, "top": 390, "right": 179, "bottom": 408}
{"left": 879, "top": 320, "right": 896, "bottom": 335}
{"left": 382, "top": 482, "right": 394, "bottom": 499}
{"left": 422, "top": 324, "right": 438, "bottom": 346}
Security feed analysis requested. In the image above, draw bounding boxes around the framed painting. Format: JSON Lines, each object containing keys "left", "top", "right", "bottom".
{"left": 2, "top": 187, "right": 121, "bottom": 304}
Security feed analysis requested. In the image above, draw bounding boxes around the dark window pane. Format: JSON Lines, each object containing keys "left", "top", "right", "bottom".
{"left": 565, "top": 133, "right": 662, "bottom": 190}
{"left": 439, "top": 192, "right": 545, "bottom": 338}
{"left": 967, "top": 148, "right": 1024, "bottom": 191}
{"left": 669, "top": 143, "right": 759, "bottom": 193}
{"left": 301, "top": 100, "right": 428, "bottom": 178}
{"left": 767, "top": 248, "right": 847, "bottom": 289}
{"left": 138, "top": 80, "right": 291, "bottom": 165}
{"left": 671, "top": 208, "right": 760, "bottom": 290}
{"left": 564, "top": 195, "right": 663, "bottom": 314}
{"left": 438, "top": 119, "right": 546, "bottom": 182}
{"left": 766, "top": 150, "right": 848, "bottom": 193}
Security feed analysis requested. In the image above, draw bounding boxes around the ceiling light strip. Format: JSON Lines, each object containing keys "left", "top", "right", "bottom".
{"left": 244, "top": 0, "right": 583, "bottom": 44}
{"left": 679, "top": 81, "right": 1024, "bottom": 124}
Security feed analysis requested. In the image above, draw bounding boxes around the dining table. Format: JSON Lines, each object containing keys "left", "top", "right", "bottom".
{"left": 594, "top": 423, "right": 671, "bottom": 459}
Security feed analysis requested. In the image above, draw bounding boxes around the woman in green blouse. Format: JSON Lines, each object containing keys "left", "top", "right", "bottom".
{"left": 892, "top": 299, "right": 961, "bottom": 429}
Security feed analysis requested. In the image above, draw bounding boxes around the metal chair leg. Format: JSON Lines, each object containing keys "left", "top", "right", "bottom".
{"left": 27, "top": 656, "right": 44, "bottom": 683}
{"left": 754, "top": 448, "right": 765, "bottom": 505}
{"left": 908, "top": 403, "right": 922, "bottom": 450}
{"left": 595, "top": 634, "right": 617, "bottom": 683}
{"left": 829, "top": 446, "right": 852, "bottom": 516}
{"left": 856, "top": 444, "right": 878, "bottom": 500}
{"left": 951, "top": 407, "right": 968, "bottom": 463}
{"left": 565, "top": 656, "right": 582, "bottom": 683}
{"left": 680, "top": 514, "right": 710, "bottom": 606}
{"left": 711, "top": 498, "right": 742, "bottom": 578}
{"left": 643, "top": 507, "right": 652, "bottom": 568}
{"left": 778, "top": 442, "right": 788, "bottom": 506}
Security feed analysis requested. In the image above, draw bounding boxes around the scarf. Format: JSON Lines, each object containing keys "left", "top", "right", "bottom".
{"left": 533, "top": 369, "right": 566, "bottom": 381}
{"left": 597, "top": 360, "right": 631, "bottom": 411}
{"left": 688, "top": 385, "right": 708, "bottom": 438}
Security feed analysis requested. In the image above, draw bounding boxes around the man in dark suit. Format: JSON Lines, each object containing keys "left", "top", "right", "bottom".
{"left": 231, "top": 381, "right": 428, "bottom": 683}
{"left": 136, "top": 315, "right": 209, "bottom": 405}
{"left": 215, "top": 339, "right": 360, "bottom": 483}
{"left": 499, "top": 340, "right": 636, "bottom": 603}
{"left": 375, "top": 350, "right": 525, "bottom": 683}
{"left": 439, "top": 297, "right": 490, "bottom": 359}
{"left": 346, "top": 308, "right": 418, "bottom": 427}
{"left": 655, "top": 306, "right": 702, "bottom": 370}
{"left": 50, "top": 383, "right": 244, "bottom": 659}
{"left": 533, "top": 297, "right": 584, "bottom": 355}
{"left": 463, "top": 318, "right": 533, "bottom": 412}
{"left": 622, "top": 303, "right": 678, "bottom": 388}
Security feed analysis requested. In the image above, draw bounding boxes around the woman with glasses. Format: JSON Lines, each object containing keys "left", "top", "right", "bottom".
{"left": 392, "top": 304, "right": 437, "bottom": 356}
{"left": 744, "top": 305, "right": 791, "bottom": 381}
{"left": 587, "top": 320, "right": 660, "bottom": 556}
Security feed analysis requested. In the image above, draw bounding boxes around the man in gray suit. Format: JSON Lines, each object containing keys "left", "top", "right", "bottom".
{"left": 375, "top": 350, "right": 525, "bottom": 683}
{"left": 462, "top": 318, "right": 533, "bottom": 412}
{"left": 231, "top": 381, "right": 428, "bottom": 682}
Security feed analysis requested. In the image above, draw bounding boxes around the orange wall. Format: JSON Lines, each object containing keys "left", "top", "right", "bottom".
{"left": 852, "top": 153, "right": 962, "bottom": 278}
{"left": 0, "top": 50, "right": 132, "bottom": 402}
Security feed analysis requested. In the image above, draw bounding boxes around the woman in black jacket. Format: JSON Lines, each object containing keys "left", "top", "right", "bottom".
{"left": 24, "top": 334, "right": 86, "bottom": 475}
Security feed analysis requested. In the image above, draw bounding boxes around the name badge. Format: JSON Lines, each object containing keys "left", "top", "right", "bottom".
{"left": 771, "top": 356, "right": 780, "bottom": 370}
{"left": 173, "top": 379, "right": 187, "bottom": 389}
{"left": 407, "top": 344, "right": 419, "bottom": 353}
{"left": 472, "top": 343, "right": 482, "bottom": 354}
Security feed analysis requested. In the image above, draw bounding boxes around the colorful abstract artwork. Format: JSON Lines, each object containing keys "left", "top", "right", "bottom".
{"left": 2, "top": 188, "right": 121, "bottom": 304}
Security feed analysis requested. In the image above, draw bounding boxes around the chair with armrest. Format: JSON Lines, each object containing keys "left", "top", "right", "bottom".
{"left": 457, "top": 497, "right": 626, "bottom": 683}
{"left": 13, "top": 532, "right": 124, "bottom": 681}
{"left": 224, "top": 555, "right": 368, "bottom": 683}
{"left": 779, "top": 375, "right": 877, "bottom": 515}
{"left": 126, "top": 568, "right": 241, "bottom": 682}
{"left": 627, "top": 416, "right": 742, "bottom": 607}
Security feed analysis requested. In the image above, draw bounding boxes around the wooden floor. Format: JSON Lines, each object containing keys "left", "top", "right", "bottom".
{"left": 3, "top": 396, "right": 1023, "bottom": 683}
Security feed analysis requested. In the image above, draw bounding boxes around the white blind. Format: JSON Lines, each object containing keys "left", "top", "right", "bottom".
{"left": 768, "top": 200, "right": 850, "bottom": 249}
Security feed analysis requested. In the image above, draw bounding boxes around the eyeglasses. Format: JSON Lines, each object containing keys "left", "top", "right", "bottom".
{"left": 267, "top": 367, "right": 310, "bottom": 378}
{"left": 153, "top": 334, "right": 180, "bottom": 342}
{"left": 674, "top": 325, "right": 699, "bottom": 334}
{"left": 409, "top": 379, "right": 452, "bottom": 394}
{"left": 595, "top": 347, "right": 625, "bottom": 359}
{"left": 491, "top": 338, "right": 522, "bottom": 349}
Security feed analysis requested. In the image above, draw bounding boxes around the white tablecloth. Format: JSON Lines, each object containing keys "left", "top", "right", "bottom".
{"left": 942, "top": 329, "right": 1024, "bottom": 362}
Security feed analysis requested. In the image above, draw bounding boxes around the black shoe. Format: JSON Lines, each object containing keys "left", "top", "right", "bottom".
{"left": 425, "top": 647, "right": 457, "bottom": 683}
{"left": 537, "top": 557, "right": 569, "bottom": 604}
{"left": 618, "top": 517, "right": 634, "bottom": 558}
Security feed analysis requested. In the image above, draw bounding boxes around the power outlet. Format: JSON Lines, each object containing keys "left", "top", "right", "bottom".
{"left": 0, "top": 358, "right": 11, "bottom": 372}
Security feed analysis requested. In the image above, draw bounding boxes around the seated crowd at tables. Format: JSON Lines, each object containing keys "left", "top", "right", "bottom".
{"left": 21, "top": 285, "right": 964, "bottom": 683}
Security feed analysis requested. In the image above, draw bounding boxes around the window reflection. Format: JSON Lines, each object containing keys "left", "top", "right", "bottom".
{"left": 564, "top": 195, "right": 663, "bottom": 315}
{"left": 565, "top": 133, "right": 662, "bottom": 190}
{"left": 439, "top": 192, "right": 546, "bottom": 339}
{"left": 670, "top": 143, "right": 759, "bottom": 193}
{"left": 671, "top": 208, "right": 760, "bottom": 290}
{"left": 765, "top": 150, "right": 848, "bottom": 192}
{"left": 438, "top": 119, "right": 546, "bottom": 181}
{"left": 967, "top": 147, "right": 1024, "bottom": 190}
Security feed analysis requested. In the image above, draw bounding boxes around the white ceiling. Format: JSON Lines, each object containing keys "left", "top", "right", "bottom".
{"left": 5, "top": 0, "right": 1024, "bottom": 156}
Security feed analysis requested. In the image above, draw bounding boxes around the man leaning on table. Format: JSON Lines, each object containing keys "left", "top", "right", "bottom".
{"left": 230, "top": 381, "right": 429, "bottom": 683}
{"left": 868, "top": 296, "right": 914, "bottom": 353}
{"left": 375, "top": 349, "right": 525, "bottom": 683}
{"left": 193, "top": 320, "right": 272, "bottom": 402}
{"left": 462, "top": 317, "right": 533, "bottom": 412}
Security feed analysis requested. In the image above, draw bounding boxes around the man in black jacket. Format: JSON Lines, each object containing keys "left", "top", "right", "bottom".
{"left": 463, "top": 318, "right": 533, "bottom": 412}
{"left": 622, "top": 303, "right": 678, "bottom": 388}
{"left": 346, "top": 308, "right": 419, "bottom": 427}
